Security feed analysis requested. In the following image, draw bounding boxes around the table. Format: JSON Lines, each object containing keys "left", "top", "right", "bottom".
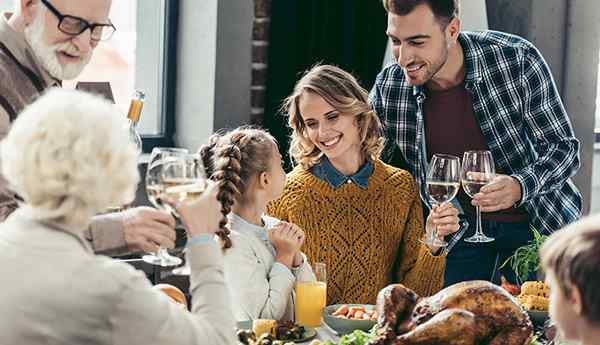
{"left": 313, "top": 324, "right": 339, "bottom": 342}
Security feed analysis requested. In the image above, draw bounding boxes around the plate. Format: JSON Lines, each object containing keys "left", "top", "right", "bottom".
{"left": 527, "top": 310, "right": 549, "bottom": 326}
{"left": 322, "top": 304, "right": 377, "bottom": 335}
{"left": 236, "top": 320, "right": 317, "bottom": 343}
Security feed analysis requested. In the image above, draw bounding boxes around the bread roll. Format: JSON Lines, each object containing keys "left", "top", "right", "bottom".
{"left": 252, "top": 319, "right": 276, "bottom": 337}
{"left": 153, "top": 283, "right": 188, "bottom": 309}
{"left": 520, "top": 281, "right": 549, "bottom": 298}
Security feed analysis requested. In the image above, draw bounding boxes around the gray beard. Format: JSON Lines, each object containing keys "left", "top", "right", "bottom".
{"left": 24, "top": 12, "right": 91, "bottom": 80}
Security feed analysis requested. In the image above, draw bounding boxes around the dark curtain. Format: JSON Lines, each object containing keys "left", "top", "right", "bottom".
{"left": 263, "top": 0, "right": 388, "bottom": 170}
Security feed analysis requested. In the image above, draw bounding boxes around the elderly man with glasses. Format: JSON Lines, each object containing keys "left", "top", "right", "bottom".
{"left": 0, "top": 0, "right": 178, "bottom": 257}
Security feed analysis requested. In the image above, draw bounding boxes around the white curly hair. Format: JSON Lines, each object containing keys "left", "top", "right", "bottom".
{"left": 1, "top": 88, "right": 140, "bottom": 229}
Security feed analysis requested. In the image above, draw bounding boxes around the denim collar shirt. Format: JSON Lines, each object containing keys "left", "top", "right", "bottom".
{"left": 369, "top": 31, "right": 582, "bottom": 247}
{"left": 311, "top": 156, "right": 374, "bottom": 189}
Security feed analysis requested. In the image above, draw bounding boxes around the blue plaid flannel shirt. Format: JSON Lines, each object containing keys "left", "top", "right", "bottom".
{"left": 369, "top": 31, "right": 582, "bottom": 250}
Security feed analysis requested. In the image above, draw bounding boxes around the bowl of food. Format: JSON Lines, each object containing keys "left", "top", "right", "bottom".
{"left": 517, "top": 281, "right": 550, "bottom": 326}
{"left": 236, "top": 319, "right": 317, "bottom": 344}
{"left": 322, "top": 304, "right": 377, "bottom": 335}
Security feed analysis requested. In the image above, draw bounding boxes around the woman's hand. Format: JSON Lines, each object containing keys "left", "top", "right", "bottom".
{"left": 425, "top": 202, "right": 460, "bottom": 253}
{"left": 161, "top": 181, "right": 222, "bottom": 237}
{"left": 269, "top": 222, "right": 304, "bottom": 269}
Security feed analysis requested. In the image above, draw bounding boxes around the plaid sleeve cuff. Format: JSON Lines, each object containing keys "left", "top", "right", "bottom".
{"left": 511, "top": 170, "right": 539, "bottom": 206}
{"left": 444, "top": 217, "right": 469, "bottom": 254}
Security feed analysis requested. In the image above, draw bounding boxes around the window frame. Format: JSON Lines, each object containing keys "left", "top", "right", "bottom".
{"left": 141, "top": 0, "right": 178, "bottom": 153}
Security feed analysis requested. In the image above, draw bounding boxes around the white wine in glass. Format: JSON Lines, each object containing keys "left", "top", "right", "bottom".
{"left": 422, "top": 154, "right": 461, "bottom": 247}
{"left": 166, "top": 155, "right": 208, "bottom": 276}
{"left": 163, "top": 178, "right": 206, "bottom": 203}
{"left": 461, "top": 150, "right": 495, "bottom": 243}
{"left": 142, "top": 147, "right": 189, "bottom": 267}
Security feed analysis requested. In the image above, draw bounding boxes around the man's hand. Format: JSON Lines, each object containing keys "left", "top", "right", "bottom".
{"left": 471, "top": 174, "right": 522, "bottom": 212}
{"left": 120, "top": 207, "right": 176, "bottom": 253}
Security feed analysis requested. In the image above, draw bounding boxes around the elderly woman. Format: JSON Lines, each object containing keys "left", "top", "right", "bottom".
{"left": 0, "top": 89, "right": 235, "bottom": 345}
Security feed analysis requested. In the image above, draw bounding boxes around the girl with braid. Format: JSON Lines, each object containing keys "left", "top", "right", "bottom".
{"left": 200, "top": 127, "right": 315, "bottom": 322}
{"left": 268, "top": 65, "right": 460, "bottom": 305}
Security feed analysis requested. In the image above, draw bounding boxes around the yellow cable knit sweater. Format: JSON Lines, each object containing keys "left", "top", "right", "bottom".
{"left": 268, "top": 159, "right": 445, "bottom": 305}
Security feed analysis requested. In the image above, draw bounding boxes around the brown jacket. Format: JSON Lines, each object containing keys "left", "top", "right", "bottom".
{"left": 0, "top": 12, "right": 127, "bottom": 254}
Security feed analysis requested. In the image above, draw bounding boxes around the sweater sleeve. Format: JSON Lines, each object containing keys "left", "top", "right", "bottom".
{"left": 110, "top": 241, "right": 236, "bottom": 345}
{"left": 223, "top": 235, "right": 295, "bottom": 321}
{"left": 85, "top": 213, "right": 128, "bottom": 256}
{"left": 394, "top": 183, "right": 445, "bottom": 297}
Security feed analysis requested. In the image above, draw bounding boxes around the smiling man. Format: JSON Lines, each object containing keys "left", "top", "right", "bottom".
{"left": 0, "top": 0, "right": 177, "bottom": 256}
{"left": 369, "top": 0, "right": 582, "bottom": 286}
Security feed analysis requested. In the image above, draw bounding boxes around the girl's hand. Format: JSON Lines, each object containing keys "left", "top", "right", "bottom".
{"left": 269, "top": 222, "right": 302, "bottom": 268}
{"left": 288, "top": 223, "right": 306, "bottom": 267}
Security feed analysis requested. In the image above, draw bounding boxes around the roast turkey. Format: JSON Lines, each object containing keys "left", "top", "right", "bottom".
{"left": 368, "top": 281, "right": 533, "bottom": 345}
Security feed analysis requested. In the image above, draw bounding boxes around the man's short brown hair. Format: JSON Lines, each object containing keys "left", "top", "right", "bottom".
{"left": 383, "top": 0, "right": 459, "bottom": 26}
{"left": 541, "top": 215, "right": 600, "bottom": 323}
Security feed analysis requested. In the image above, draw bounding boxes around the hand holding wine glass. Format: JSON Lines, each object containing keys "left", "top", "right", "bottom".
{"left": 153, "top": 153, "right": 211, "bottom": 274}
{"left": 143, "top": 148, "right": 201, "bottom": 266}
{"left": 461, "top": 150, "right": 495, "bottom": 243}
{"left": 422, "top": 154, "right": 461, "bottom": 248}
{"left": 471, "top": 174, "right": 522, "bottom": 212}
{"left": 161, "top": 180, "right": 221, "bottom": 237}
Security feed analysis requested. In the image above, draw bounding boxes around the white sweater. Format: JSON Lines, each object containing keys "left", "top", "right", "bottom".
{"left": 0, "top": 208, "right": 236, "bottom": 345}
{"left": 224, "top": 213, "right": 315, "bottom": 321}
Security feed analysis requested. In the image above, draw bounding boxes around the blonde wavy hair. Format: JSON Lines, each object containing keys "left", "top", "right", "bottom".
{"left": 1, "top": 89, "right": 139, "bottom": 230}
{"left": 281, "top": 64, "right": 384, "bottom": 169}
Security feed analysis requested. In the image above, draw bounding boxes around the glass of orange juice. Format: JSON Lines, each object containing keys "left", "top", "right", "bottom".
{"left": 295, "top": 262, "right": 326, "bottom": 327}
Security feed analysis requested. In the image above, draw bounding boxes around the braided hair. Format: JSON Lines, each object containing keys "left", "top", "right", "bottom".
{"left": 199, "top": 127, "right": 277, "bottom": 249}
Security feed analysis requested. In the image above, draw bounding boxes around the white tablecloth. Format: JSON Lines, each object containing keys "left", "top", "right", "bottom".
{"left": 314, "top": 323, "right": 340, "bottom": 342}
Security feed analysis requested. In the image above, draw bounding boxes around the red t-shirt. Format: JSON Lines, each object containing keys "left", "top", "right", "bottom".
{"left": 424, "top": 84, "right": 528, "bottom": 223}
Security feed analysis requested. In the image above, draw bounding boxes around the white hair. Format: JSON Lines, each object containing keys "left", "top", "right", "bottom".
{"left": 1, "top": 88, "right": 139, "bottom": 229}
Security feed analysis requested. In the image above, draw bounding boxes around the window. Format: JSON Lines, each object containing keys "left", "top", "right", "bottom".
{"left": 0, "top": 1, "right": 10, "bottom": 12}
{"left": 596, "top": 48, "right": 600, "bottom": 142}
{"left": 0, "top": 0, "right": 177, "bottom": 152}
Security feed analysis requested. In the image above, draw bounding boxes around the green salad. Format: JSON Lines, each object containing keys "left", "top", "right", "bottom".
{"left": 322, "top": 327, "right": 376, "bottom": 345}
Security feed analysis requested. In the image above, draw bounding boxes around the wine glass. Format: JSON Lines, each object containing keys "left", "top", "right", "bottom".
{"left": 163, "top": 154, "right": 208, "bottom": 275}
{"left": 421, "top": 154, "right": 461, "bottom": 247}
{"left": 461, "top": 150, "right": 496, "bottom": 243}
{"left": 142, "top": 147, "right": 189, "bottom": 266}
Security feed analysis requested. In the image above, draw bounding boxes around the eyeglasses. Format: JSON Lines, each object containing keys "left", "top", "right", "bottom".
{"left": 40, "top": 0, "right": 116, "bottom": 41}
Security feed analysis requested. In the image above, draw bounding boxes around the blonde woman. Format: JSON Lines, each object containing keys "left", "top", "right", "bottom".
{"left": 0, "top": 89, "right": 234, "bottom": 345}
{"left": 268, "top": 65, "right": 460, "bottom": 304}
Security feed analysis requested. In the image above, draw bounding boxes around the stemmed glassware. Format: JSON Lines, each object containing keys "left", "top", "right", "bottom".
{"left": 143, "top": 148, "right": 207, "bottom": 266}
{"left": 421, "top": 154, "right": 461, "bottom": 247}
{"left": 166, "top": 154, "right": 208, "bottom": 275}
{"left": 461, "top": 150, "right": 496, "bottom": 243}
